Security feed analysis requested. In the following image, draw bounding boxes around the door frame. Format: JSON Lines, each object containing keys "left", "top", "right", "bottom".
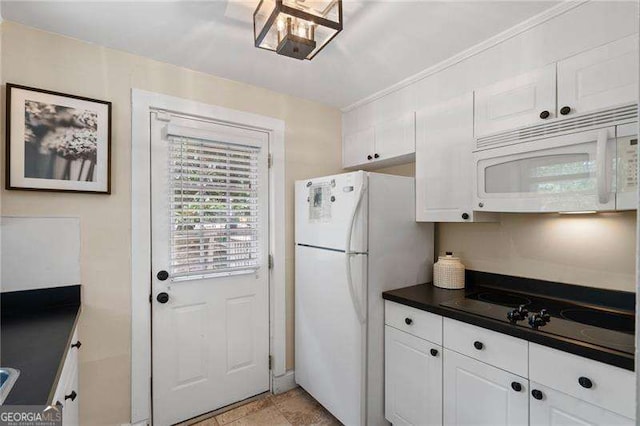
{"left": 130, "top": 89, "right": 286, "bottom": 425}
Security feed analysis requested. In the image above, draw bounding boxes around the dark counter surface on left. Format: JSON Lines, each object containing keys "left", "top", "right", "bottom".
{"left": 1, "top": 285, "right": 81, "bottom": 405}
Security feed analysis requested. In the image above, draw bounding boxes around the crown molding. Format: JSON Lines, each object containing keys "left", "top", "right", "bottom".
{"left": 341, "top": 0, "right": 589, "bottom": 112}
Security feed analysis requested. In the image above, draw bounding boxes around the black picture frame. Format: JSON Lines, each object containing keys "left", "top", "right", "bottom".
{"left": 5, "top": 83, "right": 112, "bottom": 194}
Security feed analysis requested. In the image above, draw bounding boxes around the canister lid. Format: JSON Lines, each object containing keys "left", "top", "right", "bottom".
{"left": 438, "top": 251, "right": 461, "bottom": 262}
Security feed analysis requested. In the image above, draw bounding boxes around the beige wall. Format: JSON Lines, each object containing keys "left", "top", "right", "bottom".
{"left": 1, "top": 22, "right": 342, "bottom": 425}
{"left": 377, "top": 163, "right": 637, "bottom": 292}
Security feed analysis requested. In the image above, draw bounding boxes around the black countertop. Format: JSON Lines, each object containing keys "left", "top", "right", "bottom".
{"left": 1, "top": 285, "right": 81, "bottom": 405}
{"left": 383, "top": 273, "right": 635, "bottom": 371}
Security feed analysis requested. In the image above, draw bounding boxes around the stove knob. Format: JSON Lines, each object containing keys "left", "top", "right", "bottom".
{"left": 528, "top": 314, "right": 546, "bottom": 329}
{"left": 539, "top": 309, "right": 551, "bottom": 323}
{"left": 517, "top": 304, "right": 529, "bottom": 317}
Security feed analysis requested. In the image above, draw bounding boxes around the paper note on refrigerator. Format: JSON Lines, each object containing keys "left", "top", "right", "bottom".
{"left": 309, "top": 184, "right": 332, "bottom": 223}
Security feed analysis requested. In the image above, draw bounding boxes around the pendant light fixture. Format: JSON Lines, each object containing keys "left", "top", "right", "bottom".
{"left": 253, "top": 0, "right": 343, "bottom": 60}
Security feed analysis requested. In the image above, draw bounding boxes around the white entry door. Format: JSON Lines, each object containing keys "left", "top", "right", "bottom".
{"left": 151, "top": 112, "right": 270, "bottom": 426}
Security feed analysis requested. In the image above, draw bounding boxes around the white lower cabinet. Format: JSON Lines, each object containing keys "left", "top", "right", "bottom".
{"left": 52, "top": 328, "right": 80, "bottom": 426}
{"left": 384, "top": 302, "right": 635, "bottom": 426}
{"left": 529, "top": 343, "right": 635, "bottom": 420}
{"left": 384, "top": 326, "right": 442, "bottom": 426}
{"left": 443, "top": 349, "right": 528, "bottom": 426}
{"left": 530, "top": 383, "right": 634, "bottom": 426}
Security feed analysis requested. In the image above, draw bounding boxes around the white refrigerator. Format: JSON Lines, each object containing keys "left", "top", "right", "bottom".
{"left": 295, "top": 171, "right": 434, "bottom": 426}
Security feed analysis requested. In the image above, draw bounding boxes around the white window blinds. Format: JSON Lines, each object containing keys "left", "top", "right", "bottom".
{"left": 168, "top": 134, "right": 261, "bottom": 280}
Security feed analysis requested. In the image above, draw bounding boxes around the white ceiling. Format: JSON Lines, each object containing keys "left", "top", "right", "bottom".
{"left": 1, "top": 1, "right": 558, "bottom": 108}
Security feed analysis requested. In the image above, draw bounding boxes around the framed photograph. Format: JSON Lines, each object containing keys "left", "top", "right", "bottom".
{"left": 6, "top": 83, "right": 112, "bottom": 193}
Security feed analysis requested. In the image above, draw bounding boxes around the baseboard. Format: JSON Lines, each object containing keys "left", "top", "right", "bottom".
{"left": 272, "top": 369, "right": 296, "bottom": 394}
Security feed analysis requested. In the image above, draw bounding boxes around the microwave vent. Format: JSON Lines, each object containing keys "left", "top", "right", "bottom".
{"left": 476, "top": 104, "right": 638, "bottom": 151}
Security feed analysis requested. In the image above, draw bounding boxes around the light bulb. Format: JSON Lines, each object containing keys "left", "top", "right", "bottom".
{"left": 297, "top": 21, "right": 306, "bottom": 37}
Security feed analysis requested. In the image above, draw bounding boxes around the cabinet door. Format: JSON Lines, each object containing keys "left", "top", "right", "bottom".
{"left": 558, "top": 35, "right": 639, "bottom": 117}
{"left": 530, "top": 383, "right": 634, "bottom": 426}
{"left": 385, "top": 326, "right": 442, "bottom": 426}
{"left": 443, "top": 349, "right": 528, "bottom": 426}
{"left": 374, "top": 113, "right": 415, "bottom": 162}
{"left": 416, "top": 93, "right": 496, "bottom": 222}
{"left": 343, "top": 127, "right": 375, "bottom": 168}
{"left": 62, "top": 362, "right": 80, "bottom": 426}
{"left": 475, "top": 64, "right": 556, "bottom": 137}
{"left": 52, "top": 328, "right": 79, "bottom": 420}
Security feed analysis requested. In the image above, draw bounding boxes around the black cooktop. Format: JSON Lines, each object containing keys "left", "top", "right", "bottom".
{"left": 441, "top": 286, "right": 635, "bottom": 355}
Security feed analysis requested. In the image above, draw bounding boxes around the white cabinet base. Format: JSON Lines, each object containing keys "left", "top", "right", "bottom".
{"left": 385, "top": 326, "right": 442, "bottom": 426}
{"left": 443, "top": 349, "right": 528, "bottom": 426}
{"left": 52, "top": 328, "right": 80, "bottom": 426}
{"left": 530, "top": 383, "right": 634, "bottom": 426}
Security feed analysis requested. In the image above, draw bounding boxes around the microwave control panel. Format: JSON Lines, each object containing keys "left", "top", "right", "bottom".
{"left": 618, "top": 137, "right": 638, "bottom": 193}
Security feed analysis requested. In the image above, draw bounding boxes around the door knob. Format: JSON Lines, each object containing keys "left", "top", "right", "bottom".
{"left": 367, "top": 155, "right": 373, "bottom": 160}
{"left": 511, "top": 382, "right": 522, "bottom": 392}
{"left": 473, "top": 341, "right": 484, "bottom": 350}
{"left": 374, "top": 153, "right": 380, "bottom": 159}
{"left": 65, "top": 391, "right": 77, "bottom": 402}
{"left": 157, "top": 270, "right": 169, "bottom": 281}
{"left": 430, "top": 348, "right": 438, "bottom": 357}
{"left": 560, "top": 106, "right": 571, "bottom": 115}
{"left": 404, "top": 317, "right": 413, "bottom": 325}
{"left": 531, "top": 389, "right": 544, "bottom": 400}
{"left": 71, "top": 341, "right": 82, "bottom": 349}
{"left": 539, "top": 110, "right": 550, "bottom": 119}
{"left": 157, "top": 292, "right": 170, "bottom": 304}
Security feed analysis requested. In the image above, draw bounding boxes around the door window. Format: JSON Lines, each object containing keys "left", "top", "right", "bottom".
{"left": 169, "top": 135, "right": 261, "bottom": 280}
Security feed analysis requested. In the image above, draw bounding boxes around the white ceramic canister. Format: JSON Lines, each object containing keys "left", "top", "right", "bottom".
{"left": 434, "top": 252, "right": 465, "bottom": 289}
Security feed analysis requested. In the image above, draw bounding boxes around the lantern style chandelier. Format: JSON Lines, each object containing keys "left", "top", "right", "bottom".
{"left": 253, "top": 0, "right": 343, "bottom": 60}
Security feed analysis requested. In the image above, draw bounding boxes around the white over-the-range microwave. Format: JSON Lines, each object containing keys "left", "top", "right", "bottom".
{"left": 474, "top": 104, "right": 638, "bottom": 213}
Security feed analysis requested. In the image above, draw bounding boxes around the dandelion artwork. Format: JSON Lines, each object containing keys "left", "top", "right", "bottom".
{"left": 24, "top": 100, "right": 99, "bottom": 182}
{"left": 6, "top": 84, "right": 111, "bottom": 193}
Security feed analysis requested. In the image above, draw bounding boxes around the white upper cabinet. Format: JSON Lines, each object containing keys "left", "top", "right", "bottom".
{"left": 475, "top": 36, "right": 639, "bottom": 139}
{"left": 557, "top": 35, "right": 639, "bottom": 117}
{"left": 342, "top": 88, "right": 415, "bottom": 169}
{"left": 443, "top": 349, "right": 528, "bottom": 426}
{"left": 474, "top": 64, "right": 557, "bottom": 138}
{"left": 374, "top": 113, "right": 416, "bottom": 162}
{"left": 342, "top": 112, "right": 415, "bottom": 169}
{"left": 416, "top": 93, "right": 497, "bottom": 222}
{"left": 343, "top": 126, "right": 375, "bottom": 168}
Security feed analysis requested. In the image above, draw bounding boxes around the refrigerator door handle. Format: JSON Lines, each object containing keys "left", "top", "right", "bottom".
{"left": 346, "top": 253, "right": 366, "bottom": 324}
{"left": 345, "top": 180, "right": 367, "bottom": 324}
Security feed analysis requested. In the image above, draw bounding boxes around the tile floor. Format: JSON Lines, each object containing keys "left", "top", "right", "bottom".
{"left": 181, "top": 387, "right": 342, "bottom": 426}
